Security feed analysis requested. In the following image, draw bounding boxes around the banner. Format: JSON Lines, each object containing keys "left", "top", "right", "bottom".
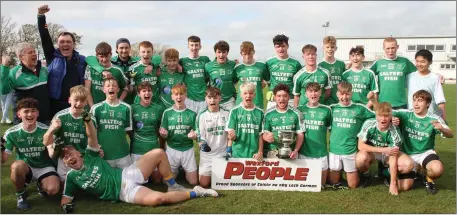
{"left": 211, "top": 158, "right": 322, "bottom": 192}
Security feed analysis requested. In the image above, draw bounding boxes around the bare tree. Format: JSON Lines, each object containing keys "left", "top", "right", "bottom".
{"left": 0, "top": 15, "right": 17, "bottom": 58}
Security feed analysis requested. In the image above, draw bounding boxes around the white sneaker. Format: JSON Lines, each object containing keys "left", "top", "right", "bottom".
{"left": 193, "top": 185, "right": 219, "bottom": 198}
{"left": 5, "top": 119, "right": 12, "bottom": 124}
{"left": 167, "top": 183, "right": 191, "bottom": 192}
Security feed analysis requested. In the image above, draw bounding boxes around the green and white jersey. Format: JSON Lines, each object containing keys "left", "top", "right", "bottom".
{"left": 180, "top": 56, "right": 211, "bottom": 102}
{"left": 84, "top": 65, "right": 127, "bottom": 104}
{"left": 297, "top": 104, "right": 332, "bottom": 158}
{"left": 131, "top": 103, "right": 165, "bottom": 155}
{"left": 370, "top": 57, "right": 416, "bottom": 107}
{"left": 357, "top": 119, "right": 402, "bottom": 148}
{"left": 266, "top": 56, "right": 302, "bottom": 94}
{"left": 129, "top": 61, "right": 160, "bottom": 104}
{"left": 329, "top": 102, "right": 375, "bottom": 155}
{"left": 393, "top": 109, "right": 448, "bottom": 155}
{"left": 342, "top": 67, "right": 378, "bottom": 104}
{"left": 158, "top": 67, "right": 185, "bottom": 108}
{"left": 293, "top": 67, "right": 331, "bottom": 106}
{"left": 234, "top": 61, "right": 269, "bottom": 109}
{"left": 205, "top": 60, "right": 237, "bottom": 104}
{"left": 226, "top": 105, "right": 264, "bottom": 158}
{"left": 63, "top": 148, "right": 122, "bottom": 201}
{"left": 262, "top": 106, "right": 305, "bottom": 151}
{"left": 160, "top": 107, "right": 197, "bottom": 151}
{"left": 53, "top": 108, "right": 96, "bottom": 154}
{"left": 196, "top": 108, "right": 230, "bottom": 157}
{"left": 3, "top": 122, "right": 54, "bottom": 168}
{"left": 90, "top": 101, "right": 132, "bottom": 160}
{"left": 318, "top": 59, "right": 346, "bottom": 105}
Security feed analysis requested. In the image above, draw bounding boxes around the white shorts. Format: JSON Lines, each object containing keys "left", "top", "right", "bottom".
{"left": 106, "top": 155, "right": 133, "bottom": 169}
{"left": 119, "top": 162, "right": 147, "bottom": 204}
{"left": 409, "top": 149, "right": 437, "bottom": 171}
{"left": 166, "top": 145, "right": 198, "bottom": 173}
{"left": 57, "top": 158, "right": 71, "bottom": 182}
{"left": 26, "top": 165, "right": 57, "bottom": 185}
{"left": 299, "top": 154, "right": 329, "bottom": 171}
{"left": 131, "top": 153, "right": 158, "bottom": 171}
{"left": 199, "top": 153, "right": 225, "bottom": 177}
{"left": 220, "top": 97, "right": 235, "bottom": 110}
{"left": 266, "top": 99, "right": 295, "bottom": 110}
{"left": 373, "top": 152, "right": 389, "bottom": 165}
{"left": 185, "top": 98, "right": 207, "bottom": 114}
{"left": 329, "top": 152, "right": 357, "bottom": 172}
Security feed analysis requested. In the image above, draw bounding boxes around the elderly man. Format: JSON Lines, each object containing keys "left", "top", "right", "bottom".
{"left": 1, "top": 44, "right": 51, "bottom": 125}
{"left": 37, "top": 4, "right": 87, "bottom": 117}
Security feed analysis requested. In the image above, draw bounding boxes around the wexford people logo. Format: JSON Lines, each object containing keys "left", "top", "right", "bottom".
{"left": 136, "top": 121, "right": 144, "bottom": 130}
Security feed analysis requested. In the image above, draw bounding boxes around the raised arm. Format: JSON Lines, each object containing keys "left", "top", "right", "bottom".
{"left": 37, "top": 5, "right": 55, "bottom": 63}
{"left": 1, "top": 57, "right": 14, "bottom": 95}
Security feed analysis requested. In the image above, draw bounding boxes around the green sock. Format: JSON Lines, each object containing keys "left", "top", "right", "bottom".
{"left": 16, "top": 190, "right": 25, "bottom": 196}
{"left": 382, "top": 168, "right": 390, "bottom": 177}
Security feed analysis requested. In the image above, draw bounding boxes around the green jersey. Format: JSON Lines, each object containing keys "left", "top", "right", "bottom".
{"left": 131, "top": 103, "right": 165, "bottom": 155}
{"left": 297, "top": 104, "right": 332, "bottom": 157}
{"left": 53, "top": 108, "right": 96, "bottom": 153}
{"left": 3, "top": 122, "right": 54, "bottom": 168}
{"left": 90, "top": 101, "right": 132, "bottom": 160}
{"left": 205, "top": 60, "right": 237, "bottom": 104}
{"left": 357, "top": 118, "right": 402, "bottom": 148}
{"left": 84, "top": 65, "right": 127, "bottom": 104}
{"left": 370, "top": 57, "right": 416, "bottom": 107}
{"left": 160, "top": 107, "right": 197, "bottom": 151}
{"left": 158, "top": 67, "right": 185, "bottom": 108}
{"left": 342, "top": 68, "right": 378, "bottom": 104}
{"left": 226, "top": 105, "right": 264, "bottom": 158}
{"left": 318, "top": 59, "right": 347, "bottom": 105}
{"left": 293, "top": 67, "right": 332, "bottom": 106}
{"left": 129, "top": 61, "right": 160, "bottom": 104}
{"left": 234, "top": 61, "right": 269, "bottom": 109}
{"left": 262, "top": 107, "right": 304, "bottom": 151}
{"left": 329, "top": 102, "right": 375, "bottom": 155}
{"left": 180, "top": 56, "right": 211, "bottom": 101}
{"left": 63, "top": 148, "right": 122, "bottom": 201}
{"left": 265, "top": 56, "right": 302, "bottom": 94}
{"left": 393, "top": 110, "right": 448, "bottom": 155}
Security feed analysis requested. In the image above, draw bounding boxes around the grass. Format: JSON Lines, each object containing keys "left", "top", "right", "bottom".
{"left": 1, "top": 85, "right": 456, "bottom": 214}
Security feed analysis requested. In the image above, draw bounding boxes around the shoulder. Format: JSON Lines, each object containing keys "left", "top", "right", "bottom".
{"left": 266, "top": 56, "right": 277, "bottom": 63}
{"left": 37, "top": 122, "right": 49, "bottom": 130}
{"left": 120, "top": 101, "right": 132, "bottom": 109}
{"left": 186, "top": 108, "right": 197, "bottom": 116}
{"left": 288, "top": 106, "right": 302, "bottom": 117}
{"left": 91, "top": 101, "right": 105, "bottom": 111}
{"left": 318, "top": 104, "right": 332, "bottom": 112}
{"left": 55, "top": 107, "right": 71, "bottom": 117}
{"left": 264, "top": 107, "right": 277, "bottom": 116}
{"left": 364, "top": 68, "right": 376, "bottom": 76}
{"left": 342, "top": 68, "right": 352, "bottom": 75}
{"left": 319, "top": 67, "right": 331, "bottom": 75}
{"left": 254, "top": 106, "right": 264, "bottom": 114}
{"left": 9, "top": 65, "right": 22, "bottom": 79}
{"left": 289, "top": 56, "right": 301, "bottom": 64}
{"left": 4, "top": 124, "right": 22, "bottom": 137}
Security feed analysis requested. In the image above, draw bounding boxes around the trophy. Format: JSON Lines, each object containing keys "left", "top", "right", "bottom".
{"left": 277, "top": 130, "right": 295, "bottom": 159}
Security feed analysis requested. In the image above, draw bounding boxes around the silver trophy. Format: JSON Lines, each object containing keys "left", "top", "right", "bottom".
{"left": 277, "top": 130, "right": 295, "bottom": 159}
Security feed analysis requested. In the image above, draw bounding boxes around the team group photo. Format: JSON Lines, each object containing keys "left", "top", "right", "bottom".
{"left": 0, "top": 1, "right": 456, "bottom": 214}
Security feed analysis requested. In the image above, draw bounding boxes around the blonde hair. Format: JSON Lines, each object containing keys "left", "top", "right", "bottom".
{"left": 374, "top": 102, "right": 392, "bottom": 116}
{"left": 323, "top": 36, "right": 336, "bottom": 46}
{"left": 240, "top": 82, "right": 256, "bottom": 94}
{"left": 165, "top": 48, "right": 179, "bottom": 60}
{"left": 69, "top": 85, "right": 89, "bottom": 101}
{"left": 383, "top": 37, "right": 398, "bottom": 46}
{"left": 171, "top": 83, "right": 187, "bottom": 95}
{"left": 240, "top": 41, "right": 255, "bottom": 53}
{"left": 337, "top": 81, "right": 352, "bottom": 93}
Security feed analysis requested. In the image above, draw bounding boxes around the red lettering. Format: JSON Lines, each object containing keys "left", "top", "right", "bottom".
{"left": 224, "top": 162, "right": 244, "bottom": 179}
{"left": 294, "top": 168, "right": 309, "bottom": 181}
{"left": 269, "top": 167, "right": 285, "bottom": 180}
{"left": 283, "top": 168, "right": 294, "bottom": 180}
{"left": 242, "top": 167, "right": 256, "bottom": 179}
{"left": 256, "top": 167, "right": 270, "bottom": 180}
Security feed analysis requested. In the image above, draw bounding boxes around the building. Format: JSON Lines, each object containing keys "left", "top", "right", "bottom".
{"left": 334, "top": 35, "right": 456, "bottom": 80}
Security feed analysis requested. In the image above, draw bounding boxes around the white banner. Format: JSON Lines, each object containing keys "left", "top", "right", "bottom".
{"left": 211, "top": 158, "right": 322, "bottom": 192}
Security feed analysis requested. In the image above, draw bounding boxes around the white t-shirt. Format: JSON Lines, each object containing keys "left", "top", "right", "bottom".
{"left": 407, "top": 71, "right": 445, "bottom": 117}
{"left": 196, "top": 107, "right": 230, "bottom": 158}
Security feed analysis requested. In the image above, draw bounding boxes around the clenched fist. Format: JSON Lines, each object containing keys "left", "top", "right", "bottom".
{"left": 38, "top": 4, "right": 50, "bottom": 15}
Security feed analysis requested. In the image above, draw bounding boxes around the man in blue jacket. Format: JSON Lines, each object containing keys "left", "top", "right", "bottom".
{"left": 37, "top": 4, "right": 87, "bottom": 117}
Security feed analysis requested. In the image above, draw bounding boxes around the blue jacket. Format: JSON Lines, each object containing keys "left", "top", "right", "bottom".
{"left": 47, "top": 49, "right": 86, "bottom": 99}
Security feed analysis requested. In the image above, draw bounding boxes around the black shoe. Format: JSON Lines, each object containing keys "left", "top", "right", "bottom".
{"left": 425, "top": 181, "right": 438, "bottom": 194}
{"left": 37, "top": 182, "right": 47, "bottom": 197}
{"left": 332, "top": 182, "right": 349, "bottom": 190}
{"left": 359, "top": 174, "right": 371, "bottom": 188}
{"left": 16, "top": 192, "right": 30, "bottom": 210}
{"left": 383, "top": 177, "right": 391, "bottom": 187}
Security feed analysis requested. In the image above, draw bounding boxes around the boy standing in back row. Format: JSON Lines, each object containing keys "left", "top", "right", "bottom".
{"left": 266, "top": 34, "right": 302, "bottom": 109}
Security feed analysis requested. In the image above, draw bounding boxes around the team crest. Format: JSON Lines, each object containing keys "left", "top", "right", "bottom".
{"left": 117, "top": 112, "right": 123, "bottom": 118}
{"left": 388, "top": 63, "right": 395, "bottom": 70}
{"left": 136, "top": 121, "right": 144, "bottom": 130}
{"left": 221, "top": 117, "right": 226, "bottom": 123}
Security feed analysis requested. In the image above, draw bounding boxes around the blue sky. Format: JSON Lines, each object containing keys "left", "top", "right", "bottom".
{"left": 2, "top": 1, "right": 455, "bottom": 62}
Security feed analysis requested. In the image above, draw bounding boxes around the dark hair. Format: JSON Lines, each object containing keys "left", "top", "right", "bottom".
{"left": 214, "top": 40, "right": 230, "bottom": 53}
{"left": 188, "top": 35, "right": 201, "bottom": 43}
{"left": 16, "top": 98, "right": 39, "bottom": 111}
{"left": 137, "top": 81, "right": 152, "bottom": 93}
{"left": 58, "top": 32, "right": 76, "bottom": 43}
{"left": 413, "top": 90, "right": 432, "bottom": 105}
{"left": 206, "top": 86, "right": 221, "bottom": 97}
{"left": 301, "top": 44, "right": 317, "bottom": 53}
{"left": 273, "top": 83, "right": 290, "bottom": 95}
{"left": 95, "top": 42, "right": 112, "bottom": 56}
{"left": 305, "top": 82, "right": 321, "bottom": 92}
{"left": 415, "top": 49, "right": 433, "bottom": 62}
{"left": 273, "top": 34, "right": 289, "bottom": 46}
{"left": 349, "top": 46, "right": 364, "bottom": 56}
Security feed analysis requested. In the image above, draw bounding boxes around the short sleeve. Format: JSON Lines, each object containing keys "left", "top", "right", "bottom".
{"left": 4, "top": 132, "right": 14, "bottom": 154}
{"left": 226, "top": 109, "right": 237, "bottom": 131}
{"left": 261, "top": 114, "right": 272, "bottom": 133}
{"left": 160, "top": 110, "right": 169, "bottom": 130}
{"left": 125, "top": 105, "right": 132, "bottom": 131}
